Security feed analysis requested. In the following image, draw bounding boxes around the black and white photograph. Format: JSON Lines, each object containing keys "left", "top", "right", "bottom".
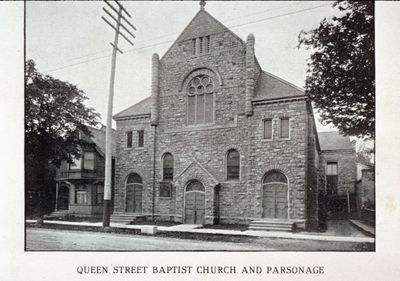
{"left": 1, "top": 0, "right": 400, "bottom": 280}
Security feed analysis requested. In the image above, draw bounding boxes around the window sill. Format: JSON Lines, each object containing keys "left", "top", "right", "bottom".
{"left": 261, "top": 138, "right": 273, "bottom": 142}
{"left": 186, "top": 122, "right": 216, "bottom": 128}
{"left": 222, "top": 180, "right": 241, "bottom": 184}
{"left": 71, "top": 203, "right": 90, "bottom": 206}
{"left": 166, "top": 118, "right": 237, "bottom": 133}
{"left": 189, "top": 52, "right": 210, "bottom": 58}
{"left": 124, "top": 147, "right": 145, "bottom": 150}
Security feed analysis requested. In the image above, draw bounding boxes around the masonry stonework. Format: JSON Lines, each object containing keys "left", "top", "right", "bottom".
{"left": 113, "top": 6, "right": 324, "bottom": 229}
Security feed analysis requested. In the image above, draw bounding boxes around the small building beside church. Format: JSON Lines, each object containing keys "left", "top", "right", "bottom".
{"left": 318, "top": 131, "right": 357, "bottom": 218}
{"left": 51, "top": 126, "right": 115, "bottom": 217}
{"left": 111, "top": 2, "right": 325, "bottom": 231}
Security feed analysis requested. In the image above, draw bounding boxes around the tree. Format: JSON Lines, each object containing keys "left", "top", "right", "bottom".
{"left": 298, "top": 1, "right": 374, "bottom": 139}
{"left": 25, "top": 60, "right": 100, "bottom": 219}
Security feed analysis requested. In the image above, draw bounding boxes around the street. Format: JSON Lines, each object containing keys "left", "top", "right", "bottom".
{"left": 25, "top": 227, "right": 374, "bottom": 251}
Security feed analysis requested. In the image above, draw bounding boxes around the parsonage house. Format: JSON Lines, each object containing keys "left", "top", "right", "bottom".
{"left": 50, "top": 126, "right": 115, "bottom": 218}
{"left": 110, "top": 2, "right": 356, "bottom": 231}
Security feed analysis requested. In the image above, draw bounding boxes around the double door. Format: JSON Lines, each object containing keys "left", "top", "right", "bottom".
{"left": 185, "top": 192, "right": 205, "bottom": 224}
{"left": 126, "top": 184, "right": 142, "bottom": 213}
{"left": 262, "top": 183, "right": 288, "bottom": 219}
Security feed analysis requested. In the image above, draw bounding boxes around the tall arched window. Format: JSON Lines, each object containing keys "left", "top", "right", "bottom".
{"left": 187, "top": 75, "right": 214, "bottom": 125}
{"left": 163, "top": 153, "right": 174, "bottom": 181}
{"left": 227, "top": 149, "right": 240, "bottom": 180}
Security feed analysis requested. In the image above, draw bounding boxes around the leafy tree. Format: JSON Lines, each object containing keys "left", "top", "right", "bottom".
{"left": 25, "top": 60, "right": 100, "bottom": 219}
{"left": 298, "top": 1, "right": 374, "bottom": 139}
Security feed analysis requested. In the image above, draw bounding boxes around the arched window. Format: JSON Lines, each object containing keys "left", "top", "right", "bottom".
{"left": 263, "top": 170, "right": 287, "bottom": 184}
{"left": 187, "top": 75, "right": 214, "bottom": 125}
{"left": 126, "top": 173, "right": 142, "bottom": 184}
{"left": 227, "top": 149, "right": 240, "bottom": 180}
{"left": 163, "top": 153, "right": 174, "bottom": 181}
{"left": 186, "top": 180, "right": 205, "bottom": 192}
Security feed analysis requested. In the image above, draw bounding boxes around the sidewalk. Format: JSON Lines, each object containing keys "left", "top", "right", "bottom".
{"left": 26, "top": 219, "right": 375, "bottom": 243}
{"left": 349, "top": 219, "right": 375, "bottom": 237}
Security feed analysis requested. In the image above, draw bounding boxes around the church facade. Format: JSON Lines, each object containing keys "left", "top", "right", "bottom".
{"left": 112, "top": 4, "right": 324, "bottom": 230}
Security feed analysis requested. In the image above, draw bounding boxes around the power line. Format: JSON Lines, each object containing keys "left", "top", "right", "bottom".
{"left": 43, "top": 3, "right": 333, "bottom": 74}
{"left": 227, "top": 3, "right": 332, "bottom": 29}
{"left": 40, "top": 2, "right": 305, "bottom": 67}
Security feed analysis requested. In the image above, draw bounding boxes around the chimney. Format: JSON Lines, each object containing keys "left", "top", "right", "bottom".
{"left": 150, "top": 53, "right": 160, "bottom": 126}
{"left": 245, "top": 33, "right": 255, "bottom": 116}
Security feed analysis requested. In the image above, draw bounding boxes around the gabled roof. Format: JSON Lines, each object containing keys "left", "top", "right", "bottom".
{"left": 162, "top": 8, "right": 244, "bottom": 60}
{"left": 176, "top": 9, "right": 244, "bottom": 43}
{"left": 318, "top": 131, "right": 354, "bottom": 151}
{"left": 253, "top": 71, "right": 305, "bottom": 101}
{"left": 87, "top": 126, "right": 116, "bottom": 157}
{"left": 113, "top": 96, "right": 151, "bottom": 120}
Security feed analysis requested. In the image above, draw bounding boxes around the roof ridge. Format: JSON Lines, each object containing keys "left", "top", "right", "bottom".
{"left": 161, "top": 8, "right": 245, "bottom": 61}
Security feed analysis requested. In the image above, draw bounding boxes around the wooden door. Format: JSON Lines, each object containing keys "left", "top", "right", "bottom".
{"left": 58, "top": 185, "right": 69, "bottom": 210}
{"left": 126, "top": 184, "right": 134, "bottom": 213}
{"left": 262, "top": 183, "right": 288, "bottom": 219}
{"left": 133, "top": 184, "right": 142, "bottom": 213}
{"left": 185, "top": 192, "right": 205, "bottom": 224}
{"left": 126, "top": 184, "right": 142, "bottom": 213}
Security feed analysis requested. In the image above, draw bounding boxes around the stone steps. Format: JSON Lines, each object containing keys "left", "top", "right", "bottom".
{"left": 248, "top": 220, "right": 294, "bottom": 232}
{"left": 110, "top": 212, "right": 147, "bottom": 224}
{"left": 46, "top": 210, "right": 69, "bottom": 219}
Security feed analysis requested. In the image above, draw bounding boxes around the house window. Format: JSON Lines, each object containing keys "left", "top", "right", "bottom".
{"left": 83, "top": 152, "right": 95, "bottom": 170}
{"left": 163, "top": 152, "right": 174, "bottom": 181}
{"left": 75, "top": 186, "right": 88, "bottom": 204}
{"left": 326, "top": 162, "right": 338, "bottom": 195}
{"left": 137, "top": 130, "right": 144, "bottom": 147}
{"left": 159, "top": 182, "right": 172, "bottom": 198}
{"left": 69, "top": 154, "right": 82, "bottom": 170}
{"left": 227, "top": 149, "right": 240, "bottom": 180}
{"left": 263, "top": 119, "right": 272, "bottom": 139}
{"left": 126, "top": 131, "right": 133, "bottom": 148}
{"left": 96, "top": 184, "right": 104, "bottom": 205}
{"left": 205, "top": 36, "right": 210, "bottom": 53}
{"left": 187, "top": 75, "right": 214, "bottom": 125}
{"left": 280, "top": 117, "right": 290, "bottom": 138}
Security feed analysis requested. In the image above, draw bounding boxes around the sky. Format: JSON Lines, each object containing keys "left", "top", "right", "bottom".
{"left": 26, "top": 1, "right": 341, "bottom": 130}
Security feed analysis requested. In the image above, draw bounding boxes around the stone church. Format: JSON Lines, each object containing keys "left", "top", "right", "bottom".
{"left": 111, "top": 2, "right": 325, "bottom": 231}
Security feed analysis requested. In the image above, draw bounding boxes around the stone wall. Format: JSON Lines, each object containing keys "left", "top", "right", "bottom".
{"left": 113, "top": 116, "right": 155, "bottom": 214}
{"left": 305, "top": 105, "right": 320, "bottom": 230}
{"left": 113, "top": 20, "right": 316, "bottom": 226}
{"left": 321, "top": 149, "right": 356, "bottom": 195}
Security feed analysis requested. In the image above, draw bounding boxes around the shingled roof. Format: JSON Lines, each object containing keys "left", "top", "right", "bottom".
{"left": 318, "top": 131, "right": 354, "bottom": 151}
{"left": 87, "top": 126, "right": 116, "bottom": 157}
{"left": 254, "top": 71, "right": 305, "bottom": 101}
{"left": 113, "top": 96, "right": 151, "bottom": 120}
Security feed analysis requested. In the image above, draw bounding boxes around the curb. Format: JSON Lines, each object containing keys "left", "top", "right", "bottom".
{"left": 26, "top": 220, "right": 375, "bottom": 244}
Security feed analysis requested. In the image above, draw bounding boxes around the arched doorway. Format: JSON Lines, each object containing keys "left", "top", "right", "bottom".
{"left": 184, "top": 180, "right": 205, "bottom": 224}
{"left": 262, "top": 171, "right": 288, "bottom": 219}
{"left": 125, "top": 173, "right": 143, "bottom": 213}
{"left": 57, "top": 185, "right": 69, "bottom": 210}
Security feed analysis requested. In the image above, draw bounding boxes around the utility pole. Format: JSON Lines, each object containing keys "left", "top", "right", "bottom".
{"left": 101, "top": 0, "right": 136, "bottom": 228}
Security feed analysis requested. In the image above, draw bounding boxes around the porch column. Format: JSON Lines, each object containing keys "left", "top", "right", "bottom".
{"left": 55, "top": 182, "right": 59, "bottom": 211}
